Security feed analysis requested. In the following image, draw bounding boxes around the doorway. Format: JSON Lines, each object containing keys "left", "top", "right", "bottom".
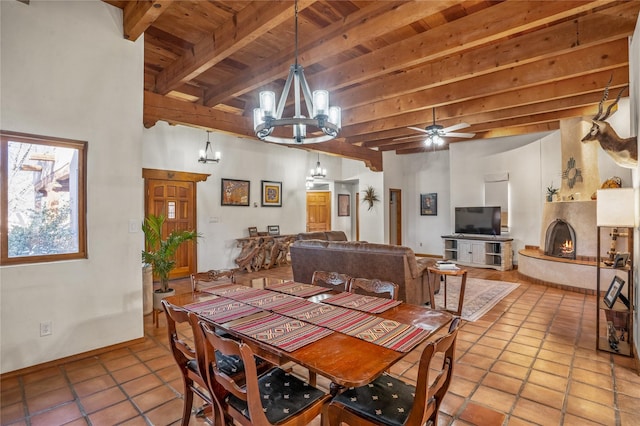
{"left": 143, "top": 168, "right": 209, "bottom": 279}
{"left": 306, "top": 191, "right": 331, "bottom": 232}
{"left": 389, "top": 189, "right": 402, "bottom": 245}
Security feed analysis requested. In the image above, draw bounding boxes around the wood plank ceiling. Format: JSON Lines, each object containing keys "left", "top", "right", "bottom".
{"left": 104, "top": 0, "right": 639, "bottom": 171}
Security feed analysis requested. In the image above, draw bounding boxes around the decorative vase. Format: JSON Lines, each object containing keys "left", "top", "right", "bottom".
{"left": 153, "top": 288, "right": 176, "bottom": 311}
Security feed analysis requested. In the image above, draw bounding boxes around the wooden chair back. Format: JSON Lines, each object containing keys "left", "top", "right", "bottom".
{"left": 349, "top": 277, "right": 399, "bottom": 300}
{"left": 407, "top": 317, "right": 461, "bottom": 425}
{"left": 161, "top": 300, "right": 211, "bottom": 426}
{"left": 311, "top": 270, "right": 351, "bottom": 292}
{"left": 198, "top": 320, "right": 329, "bottom": 426}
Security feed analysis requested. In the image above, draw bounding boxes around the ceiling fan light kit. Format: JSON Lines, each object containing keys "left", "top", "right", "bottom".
{"left": 253, "top": 0, "right": 341, "bottom": 145}
{"left": 397, "top": 108, "right": 475, "bottom": 146}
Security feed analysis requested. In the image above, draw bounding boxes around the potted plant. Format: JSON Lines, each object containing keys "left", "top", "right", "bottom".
{"left": 141, "top": 214, "right": 200, "bottom": 309}
{"left": 546, "top": 184, "right": 559, "bottom": 202}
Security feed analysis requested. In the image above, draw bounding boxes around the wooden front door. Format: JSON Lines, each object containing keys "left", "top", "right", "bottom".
{"left": 143, "top": 168, "right": 209, "bottom": 280}
{"left": 306, "top": 191, "right": 331, "bottom": 232}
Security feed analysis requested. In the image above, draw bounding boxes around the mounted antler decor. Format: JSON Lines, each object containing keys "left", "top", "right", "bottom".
{"left": 581, "top": 77, "right": 637, "bottom": 169}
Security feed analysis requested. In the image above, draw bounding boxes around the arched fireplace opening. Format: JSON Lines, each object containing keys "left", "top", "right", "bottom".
{"left": 545, "top": 219, "right": 577, "bottom": 259}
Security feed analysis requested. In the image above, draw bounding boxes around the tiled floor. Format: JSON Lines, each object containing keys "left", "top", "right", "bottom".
{"left": 2, "top": 265, "right": 639, "bottom": 426}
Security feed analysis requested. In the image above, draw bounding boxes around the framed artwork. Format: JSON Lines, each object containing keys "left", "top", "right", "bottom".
{"left": 221, "top": 178, "right": 250, "bottom": 206}
{"left": 613, "top": 252, "right": 629, "bottom": 268}
{"left": 261, "top": 180, "right": 282, "bottom": 207}
{"left": 267, "top": 225, "right": 280, "bottom": 236}
{"left": 248, "top": 226, "right": 258, "bottom": 237}
{"left": 604, "top": 275, "right": 625, "bottom": 308}
{"left": 338, "top": 194, "right": 350, "bottom": 216}
{"left": 420, "top": 193, "right": 437, "bottom": 216}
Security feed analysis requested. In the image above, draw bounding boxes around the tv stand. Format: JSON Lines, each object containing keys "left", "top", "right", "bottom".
{"left": 441, "top": 235, "right": 513, "bottom": 271}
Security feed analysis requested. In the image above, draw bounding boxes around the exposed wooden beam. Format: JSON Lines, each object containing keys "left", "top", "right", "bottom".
{"left": 341, "top": 38, "right": 628, "bottom": 132}
{"left": 306, "top": 0, "right": 617, "bottom": 94}
{"left": 155, "top": 1, "right": 312, "bottom": 95}
{"left": 203, "top": 1, "right": 458, "bottom": 107}
{"left": 333, "top": 2, "right": 638, "bottom": 111}
{"left": 123, "top": 0, "right": 172, "bottom": 41}
{"left": 143, "top": 91, "right": 382, "bottom": 170}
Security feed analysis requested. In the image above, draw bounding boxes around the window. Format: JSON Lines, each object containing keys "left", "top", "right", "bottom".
{"left": 1, "top": 131, "right": 87, "bottom": 265}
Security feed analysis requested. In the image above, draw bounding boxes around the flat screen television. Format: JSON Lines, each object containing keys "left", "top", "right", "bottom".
{"left": 454, "top": 206, "right": 501, "bottom": 236}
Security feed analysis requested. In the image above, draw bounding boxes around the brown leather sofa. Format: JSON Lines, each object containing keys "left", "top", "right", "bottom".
{"left": 289, "top": 240, "right": 435, "bottom": 305}
{"left": 296, "top": 231, "right": 348, "bottom": 241}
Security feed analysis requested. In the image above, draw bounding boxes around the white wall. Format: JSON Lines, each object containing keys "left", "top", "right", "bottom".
{"left": 0, "top": 1, "right": 144, "bottom": 373}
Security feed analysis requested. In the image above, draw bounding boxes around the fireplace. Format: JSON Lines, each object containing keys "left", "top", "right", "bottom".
{"left": 545, "top": 219, "right": 576, "bottom": 259}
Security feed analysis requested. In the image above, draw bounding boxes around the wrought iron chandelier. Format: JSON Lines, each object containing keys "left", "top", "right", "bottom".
{"left": 253, "top": 0, "right": 341, "bottom": 144}
{"left": 310, "top": 153, "right": 326, "bottom": 178}
{"left": 198, "top": 131, "right": 221, "bottom": 163}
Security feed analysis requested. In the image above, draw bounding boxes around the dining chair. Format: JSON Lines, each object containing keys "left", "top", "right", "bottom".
{"left": 311, "top": 270, "right": 352, "bottom": 292}
{"left": 348, "top": 277, "right": 399, "bottom": 300}
{"left": 162, "top": 300, "right": 213, "bottom": 426}
{"left": 198, "top": 320, "right": 331, "bottom": 426}
{"left": 326, "top": 317, "right": 461, "bottom": 426}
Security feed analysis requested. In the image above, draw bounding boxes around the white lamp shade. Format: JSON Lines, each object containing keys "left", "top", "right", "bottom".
{"left": 596, "top": 188, "right": 635, "bottom": 227}
{"left": 312, "top": 90, "right": 328, "bottom": 117}
{"left": 259, "top": 91, "right": 275, "bottom": 117}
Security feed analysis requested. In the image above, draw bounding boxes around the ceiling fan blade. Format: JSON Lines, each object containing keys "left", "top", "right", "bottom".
{"left": 444, "top": 132, "right": 476, "bottom": 138}
{"left": 441, "top": 122, "right": 470, "bottom": 133}
{"left": 407, "top": 126, "right": 429, "bottom": 134}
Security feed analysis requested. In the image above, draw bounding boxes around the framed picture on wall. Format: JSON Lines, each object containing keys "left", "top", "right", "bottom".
{"left": 221, "top": 178, "right": 250, "bottom": 206}
{"left": 338, "top": 194, "right": 350, "bottom": 216}
{"left": 420, "top": 193, "right": 437, "bottom": 216}
{"left": 261, "top": 180, "right": 282, "bottom": 207}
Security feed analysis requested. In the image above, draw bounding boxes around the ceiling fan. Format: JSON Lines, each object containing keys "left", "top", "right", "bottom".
{"left": 394, "top": 108, "right": 475, "bottom": 146}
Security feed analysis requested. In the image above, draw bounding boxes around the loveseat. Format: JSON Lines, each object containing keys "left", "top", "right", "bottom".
{"left": 289, "top": 240, "right": 435, "bottom": 304}
{"left": 296, "top": 230, "right": 348, "bottom": 241}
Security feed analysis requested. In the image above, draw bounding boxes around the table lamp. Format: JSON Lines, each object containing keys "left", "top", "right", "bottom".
{"left": 596, "top": 188, "right": 634, "bottom": 266}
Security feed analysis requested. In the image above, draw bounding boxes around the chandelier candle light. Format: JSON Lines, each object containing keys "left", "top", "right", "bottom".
{"left": 253, "top": 0, "right": 341, "bottom": 144}
{"left": 198, "top": 130, "right": 221, "bottom": 163}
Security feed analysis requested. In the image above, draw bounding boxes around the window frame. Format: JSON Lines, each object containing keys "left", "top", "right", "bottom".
{"left": 1, "top": 130, "right": 87, "bottom": 265}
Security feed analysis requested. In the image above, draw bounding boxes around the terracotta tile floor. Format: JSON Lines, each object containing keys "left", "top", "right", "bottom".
{"left": 2, "top": 265, "right": 639, "bottom": 426}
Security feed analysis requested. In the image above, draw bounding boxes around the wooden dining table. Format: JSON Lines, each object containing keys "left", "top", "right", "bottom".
{"left": 166, "top": 279, "right": 453, "bottom": 391}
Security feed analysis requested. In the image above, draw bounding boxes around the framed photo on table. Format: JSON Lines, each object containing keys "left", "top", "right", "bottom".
{"left": 603, "top": 276, "right": 625, "bottom": 308}
{"left": 261, "top": 180, "right": 282, "bottom": 207}
{"left": 338, "top": 194, "right": 350, "bottom": 216}
{"left": 267, "top": 225, "right": 280, "bottom": 236}
{"left": 420, "top": 193, "right": 437, "bottom": 216}
{"left": 248, "top": 226, "right": 258, "bottom": 237}
{"left": 221, "top": 178, "right": 250, "bottom": 206}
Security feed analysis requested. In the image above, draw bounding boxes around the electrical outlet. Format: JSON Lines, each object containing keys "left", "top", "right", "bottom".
{"left": 40, "top": 321, "right": 52, "bottom": 337}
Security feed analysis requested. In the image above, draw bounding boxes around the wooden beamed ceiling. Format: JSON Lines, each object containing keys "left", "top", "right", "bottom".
{"left": 105, "top": 0, "right": 639, "bottom": 170}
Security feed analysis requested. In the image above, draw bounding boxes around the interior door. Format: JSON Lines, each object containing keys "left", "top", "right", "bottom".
{"left": 146, "top": 179, "right": 196, "bottom": 279}
{"left": 306, "top": 191, "right": 331, "bottom": 232}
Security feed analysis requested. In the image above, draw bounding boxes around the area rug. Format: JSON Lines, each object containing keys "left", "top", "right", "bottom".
{"left": 433, "top": 278, "right": 519, "bottom": 322}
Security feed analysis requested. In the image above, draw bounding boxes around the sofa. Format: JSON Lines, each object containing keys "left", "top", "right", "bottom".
{"left": 289, "top": 240, "right": 436, "bottom": 305}
{"left": 296, "top": 231, "right": 348, "bottom": 241}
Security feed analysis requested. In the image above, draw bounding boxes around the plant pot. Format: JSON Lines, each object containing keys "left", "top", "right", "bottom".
{"left": 153, "top": 288, "right": 176, "bottom": 311}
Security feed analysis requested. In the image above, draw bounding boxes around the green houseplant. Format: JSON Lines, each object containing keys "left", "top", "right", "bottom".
{"left": 141, "top": 214, "right": 200, "bottom": 299}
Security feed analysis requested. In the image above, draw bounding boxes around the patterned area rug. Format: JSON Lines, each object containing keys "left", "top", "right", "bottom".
{"left": 433, "top": 278, "right": 519, "bottom": 322}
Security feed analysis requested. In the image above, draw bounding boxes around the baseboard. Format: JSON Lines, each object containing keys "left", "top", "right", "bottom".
{"left": 0, "top": 337, "right": 146, "bottom": 379}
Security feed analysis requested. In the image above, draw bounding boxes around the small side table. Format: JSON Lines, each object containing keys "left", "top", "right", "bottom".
{"left": 427, "top": 266, "right": 468, "bottom": 316}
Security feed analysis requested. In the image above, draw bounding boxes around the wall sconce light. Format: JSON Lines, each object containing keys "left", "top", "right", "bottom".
{"left": 198, "top": 130, "right": 221, "bottom": 163}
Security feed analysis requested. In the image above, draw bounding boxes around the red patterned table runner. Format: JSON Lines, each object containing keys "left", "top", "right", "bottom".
{"left": 265, "top": 280, "right": 329, "bottom": 297}
{"left": 184, "top": 297, "right": 262, "bottom": 324}
{"left": 200, "top": 284, "right": 428, "bottom": 352}
{"left": 227, "top": 312, "right": 333, "bottom": 353}
{"left": 321, "top": 292, "right": 402, "bottom": 313}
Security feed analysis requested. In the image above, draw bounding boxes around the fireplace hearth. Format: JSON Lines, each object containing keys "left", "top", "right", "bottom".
{"left": 545, "top": 219, "right": 576, "bottom": 259}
